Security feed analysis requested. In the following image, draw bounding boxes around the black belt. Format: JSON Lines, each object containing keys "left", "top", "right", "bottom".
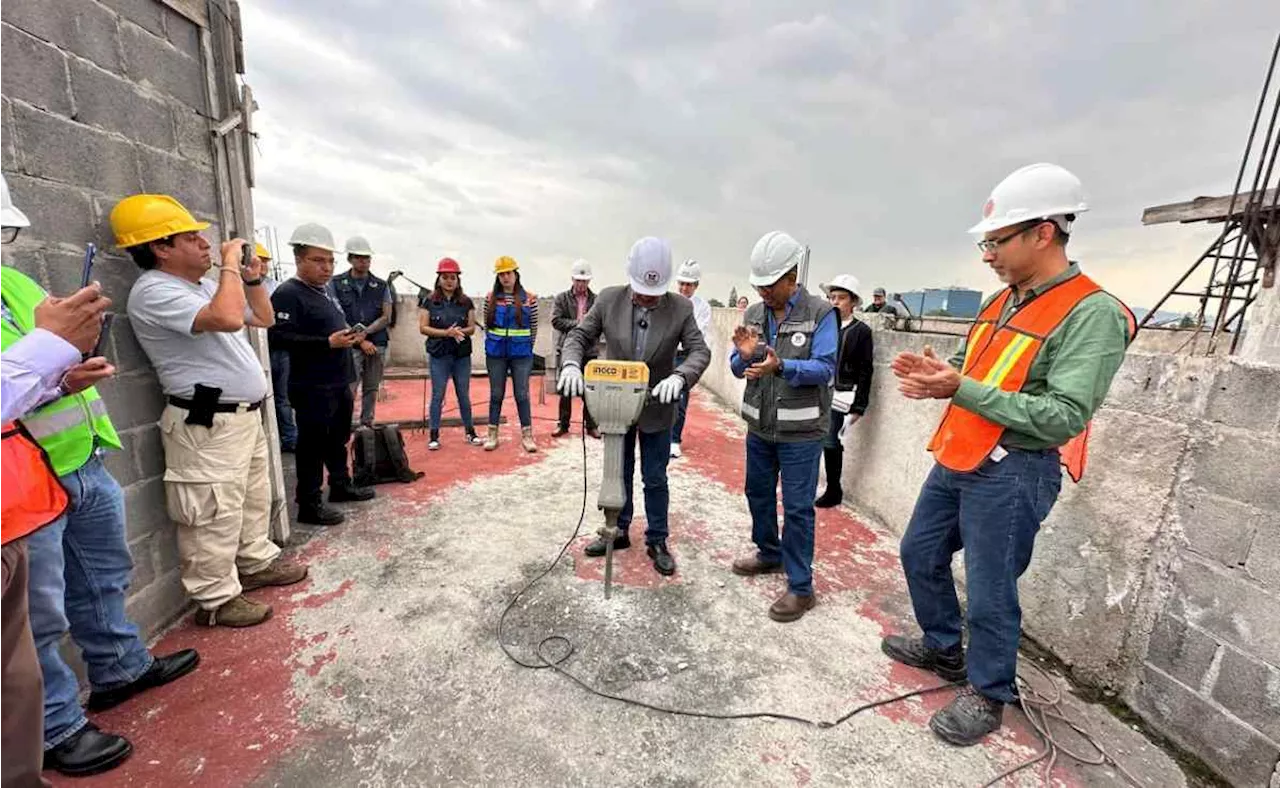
{"left": 168, "top": 396, "right": 262, "bottom": 413}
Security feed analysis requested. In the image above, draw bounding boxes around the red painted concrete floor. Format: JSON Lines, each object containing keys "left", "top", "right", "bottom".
{"left": 47, "top": 379, "right": 1179, "bottom": 787}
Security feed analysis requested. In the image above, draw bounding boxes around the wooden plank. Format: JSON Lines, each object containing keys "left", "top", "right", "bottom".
{"left": 160, "top": 0, "right": 208, "bottom": 28}
{"left": 1143, "top": 188, "right": 1279, "bottom": 225}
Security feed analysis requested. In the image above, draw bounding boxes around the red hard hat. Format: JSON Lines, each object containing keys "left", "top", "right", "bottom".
{"left": 437, "top": 257, "right": 461, "bottom": 274}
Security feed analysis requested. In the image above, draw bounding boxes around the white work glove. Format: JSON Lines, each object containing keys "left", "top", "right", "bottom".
{"left": 558, "top": 364, "right": 585, "bottom": 397}
{"left": 652, "top": 374, "right": 685, "bottom": 405}
{"left": 837, "top": 413, "right": 858, "bottom": 441}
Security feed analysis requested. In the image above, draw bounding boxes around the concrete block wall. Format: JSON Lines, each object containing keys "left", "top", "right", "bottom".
{"left": 699, "top": 306, "right": 1280, "bottom": 786}
{"left": 2, "top": 0, "right": 217, "bottom": 636}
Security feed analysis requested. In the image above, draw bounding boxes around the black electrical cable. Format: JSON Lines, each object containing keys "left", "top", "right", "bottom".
{"left": 494, "top": 420, "right": 959, "bottom": 730}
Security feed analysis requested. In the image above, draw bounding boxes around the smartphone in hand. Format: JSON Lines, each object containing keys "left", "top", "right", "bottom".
{"left": 81, "top": 243, "right": 97, "bottom": 288}
{"left": 346, "top": 323, "right": 367, "bottom": 335}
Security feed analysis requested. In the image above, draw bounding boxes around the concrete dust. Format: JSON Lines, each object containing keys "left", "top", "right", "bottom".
{"left": 248, "top": 409, "right": 1180, "bottom": 788}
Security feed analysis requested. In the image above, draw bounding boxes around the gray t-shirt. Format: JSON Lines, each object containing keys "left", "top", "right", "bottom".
{"left": 126, "top": 270, "right": 269, "bottom": 403}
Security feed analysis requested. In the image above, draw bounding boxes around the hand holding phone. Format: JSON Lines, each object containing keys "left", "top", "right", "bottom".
{"left": 346, "top": 323, "right": 367, "bottom": 335}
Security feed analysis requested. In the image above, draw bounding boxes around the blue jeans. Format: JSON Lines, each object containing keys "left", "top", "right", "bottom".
{"left": 429, "top": 352, "right": 475, "bottom": 433}
{"left": 486, "top": 355, "right": 533, "bottom": 428}
{"left": 270, "top": 348, "right": 297, "bottom": 448}
{"left": 617, "top": 427, "right": 673, "bottom": 545}
{"left": 899, "top": 450, "right": 1062, "bottom": 703}
{"left": 671, "top": 354, "right": 689, "bottom": 444}
{"left": 745, "top": 433, "right": 823, "bottom": 596}
{"left": 823, "top": 409, "right": 843, "bottom": 450}
{"left": 26, "top": 454, "right": 153, "bottom": 747}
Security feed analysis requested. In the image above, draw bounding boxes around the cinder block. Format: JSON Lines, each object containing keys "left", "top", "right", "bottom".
{"left": 101, "top": 429, "right": 137, "bottom": 487}
{"left": 1186, "top": 427, "right": 1280, "bottom": 513}
{"left": 1145, "top": 614, "right": 1220, "bottom": 690}
{"left": 1211, "top": 648, "right": 1280, "bottom": 741}
{"left": 122, "top": 475, "right": 169, "bottom": 542}
{"left": 12, "top": 103, "right": 141, "bottom": 195}
{"left": 1247, "top": 515, "right": 1280, "bottom": 588}
{"left": 124, "top": 566, "right": 187, "bottom": 639}
{"left": 42, "top": 248, "right": 138, "bottom": 309}
{"left": 132, "top": 421, "right": 166, "bottom": 480}
{"left": 126, "top": 531, "right": 158, "bottom": 590}
{"left": 1177, "top": 487, "right": 1259, "bottom": 568}
{"left": 4, "top": 174, "right": 95, "bottom": 244}
{"left": 120, "top": 22, "right": 204, "bottom": 111}
{"left": 137, "top": 148, "right": 216, "bottom": 216}
{"left": 1129, "top": 663, "right": 1280, "bottom": 787}
{"left": 153, "top": 526, "right": 179, "bottom": 576}
{"left": 1103, "top": 352, "right": 1214, "bottom": 423}
{"left": 105, "top": 314, "right": 152, "bottom": 377}
{"left": 98, "top": 0, "right": 163, "bottom": 37}
{"left": 2, "top": 98, "right": 17, "bottom": 165}
{"left": 2, "top": 23, "right": 73, "bottom": 116}
{"left": 1204, "top": 360, "right": 1280, "bottom": 432}
{"left": 97, "top": 370, "right": 166, "bottom": 432}
{"left": 68, "top": 58, "right": 175, "bottom": 150}
{"left": 161, "top": 5, "right": 201, "bottom": 59}
{"left": 172, "top": 101, "right": 212, "bottom": 166}
{"left": 1170, "top": 555, "right": 1280, "bottom": 663}
{"left": 0, "top": 0, "right": 122, "bottom": 73}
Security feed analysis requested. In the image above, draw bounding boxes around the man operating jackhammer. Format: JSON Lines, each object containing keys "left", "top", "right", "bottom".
{"left": 882, "top": 163, "right": 1134, "bottom": 747}
{"left": 557, "top": 237, "right": 710, "bottom": 576}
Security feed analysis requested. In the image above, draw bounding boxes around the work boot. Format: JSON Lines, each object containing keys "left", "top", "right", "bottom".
{"left": 768, "top": 592, "right": 816, "bottom": 622}
{"left": 297, "top": 503, "right": 345, "bottom": 526}
{"left": 521, "top": 426, "right": 537, "bottom": 453}
{"left": 240, "top": 560, "right": 309, "bottom": 592}
{"left": 86, "top": 649, "right": 200, "bottom": 711}
{"left": 731, "top": 555, "right": 784, "bottom": 576}
{"left": 880, "top": 634, "right": 968, "bottom": 681}
{"left": 551, "top": 423, "right": 570, "bottom": 437}
{"left": 194, "top": 595, "right": 272, "bottom": 627}
{"left": 929, "top": 685, "right": 1004, "bottom": 746}
{"left": 815, "top": 447, "right": 843, "bottom": 508}
{"left": 584, "top": 533, "right": 630, "bottom": 557}
{"left": 484, "top": 425, "right": 500, "bottom": 451}
{"left": 43, "top": 723, "right": 132, "bottom": 776}
{"left": 647, "top": 542, "right": 676, "bottom": 575}
{"left": 329, "top": 483, "right": 376, "bottom": 502}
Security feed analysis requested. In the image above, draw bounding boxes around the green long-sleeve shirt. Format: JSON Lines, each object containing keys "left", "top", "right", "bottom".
{"left": 947, "top": 263, "right": 1131, "bottom": 451}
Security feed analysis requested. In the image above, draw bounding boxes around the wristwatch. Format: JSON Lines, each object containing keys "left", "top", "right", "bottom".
{"left": 242, "top": 277, "right": 263, "bottom": 287}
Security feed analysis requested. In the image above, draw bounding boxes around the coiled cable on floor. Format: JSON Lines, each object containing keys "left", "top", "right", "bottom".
{"left": 494, "top": 422, "right": 1146, "bottom": 788}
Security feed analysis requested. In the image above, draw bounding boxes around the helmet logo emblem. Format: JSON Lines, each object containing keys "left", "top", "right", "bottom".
{"left": 643, "top": 270, "right": 661, "bottom": 286}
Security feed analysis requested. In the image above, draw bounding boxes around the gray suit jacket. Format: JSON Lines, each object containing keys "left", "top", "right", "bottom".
{"left": 561, "top": 285, "right": 710, "bottom": 433}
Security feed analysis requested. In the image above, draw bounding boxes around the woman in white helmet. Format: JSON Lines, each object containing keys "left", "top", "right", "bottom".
{"left": 815, "top": 274, "right": 873, "bottom": 508}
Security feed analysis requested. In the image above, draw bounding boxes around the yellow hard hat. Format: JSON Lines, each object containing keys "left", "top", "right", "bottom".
{"left": 494, "top": 255, "right": 519, "bottom": 274}
{"left": 254, "top": 242, "right": 271, "bottom": 261}
{"left": 110, "top": 194, "right": 210, "bottom": 248}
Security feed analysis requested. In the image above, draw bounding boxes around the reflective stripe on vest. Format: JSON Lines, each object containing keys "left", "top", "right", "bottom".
{"left": 1, "top": 268, "right": 122, "bottom": 476}
{"left": 1, "top": 421, "right": 69, "bottom": 545}
{"left": 927, "top": 272, "right": 1134, "bottom": 482}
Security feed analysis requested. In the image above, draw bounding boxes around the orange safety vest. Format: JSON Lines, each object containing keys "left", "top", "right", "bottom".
{"left": 2, "top": 420, "right": 69, "bottom": 545}
{"left": 927, "top": 273, "right": 1134, "bottom": 483}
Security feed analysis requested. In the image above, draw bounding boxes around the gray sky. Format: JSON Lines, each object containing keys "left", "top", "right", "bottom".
{"left": 244, "top": 1, "right": 1278, "bottom": 310}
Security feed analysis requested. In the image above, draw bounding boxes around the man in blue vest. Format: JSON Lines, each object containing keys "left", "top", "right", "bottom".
{"left": 729, "top": 231, "right": 837, "bottom": 623}
{"left": 331, "top": 236, "right": 393, "bottom": 427}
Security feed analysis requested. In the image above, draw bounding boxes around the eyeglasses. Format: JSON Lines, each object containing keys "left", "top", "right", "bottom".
{"left": 1, "top": 227, "right": 20, "bottom": 244}
{"left": 975, "top": 221, "right": 1047, "bottom": 254}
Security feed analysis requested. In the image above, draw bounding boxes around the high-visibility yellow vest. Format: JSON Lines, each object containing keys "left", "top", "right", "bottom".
{"left": 1, "top": 268, "right": 122, "bottom": 476}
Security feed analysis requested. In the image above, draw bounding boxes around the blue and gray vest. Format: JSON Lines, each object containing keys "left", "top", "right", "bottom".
{"left": 332, "top": 271, "right": 390, "bottom": 346}
{"left": 741, "top": 293, "right": 834, "bottom": 443}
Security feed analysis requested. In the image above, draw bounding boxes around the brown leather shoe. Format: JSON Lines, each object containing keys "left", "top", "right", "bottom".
{"left": 241, "top": 560, "right": 309, "bottom": 592}
{"left": 731, "top": 555, "right": 784, "bottom": 576}
{"left": 768, "top": 592, "right": 815, "bottom": 622}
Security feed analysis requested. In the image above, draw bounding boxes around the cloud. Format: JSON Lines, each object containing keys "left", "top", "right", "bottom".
{"left": 243, "top": 0, "right": 1278, "bottom": 310}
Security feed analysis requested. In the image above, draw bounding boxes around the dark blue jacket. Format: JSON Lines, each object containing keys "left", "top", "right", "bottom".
{"left": 331, "top": 271, "right": 391, "bottom": 346}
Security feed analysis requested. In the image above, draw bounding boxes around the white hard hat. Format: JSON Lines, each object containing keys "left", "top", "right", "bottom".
{"left": 626, "top": 237, "right": 672, "bottom": 296}
{"left": 289, "top": 222, "right": 336, "bottom": 252}
{"left": 749, "top": 231, "right": 803, "bottom": 287}
{"left": 676, "top": 258, "right": 701, "bottom": 283}
{"left": 968, "top": 163, "right": 1089, "bottom": 235}
{"left": 345, "top": 235, "right": 374, "bottom": 256}
{"left": 1, "top": 175, "right": 30, "bottom": 229}
{"left": 570, "top": 259, "right": 593, "bottom": 281}
{"left": 820, "top": 274, "right": 862, "bottom": 301}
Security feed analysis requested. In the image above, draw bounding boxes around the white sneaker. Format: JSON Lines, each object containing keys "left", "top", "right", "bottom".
{"left": 670, "top": 443, "right": 682, "bottom": 458}
{"left": 428, "top": 440, "right": 441, "bottom": 451}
